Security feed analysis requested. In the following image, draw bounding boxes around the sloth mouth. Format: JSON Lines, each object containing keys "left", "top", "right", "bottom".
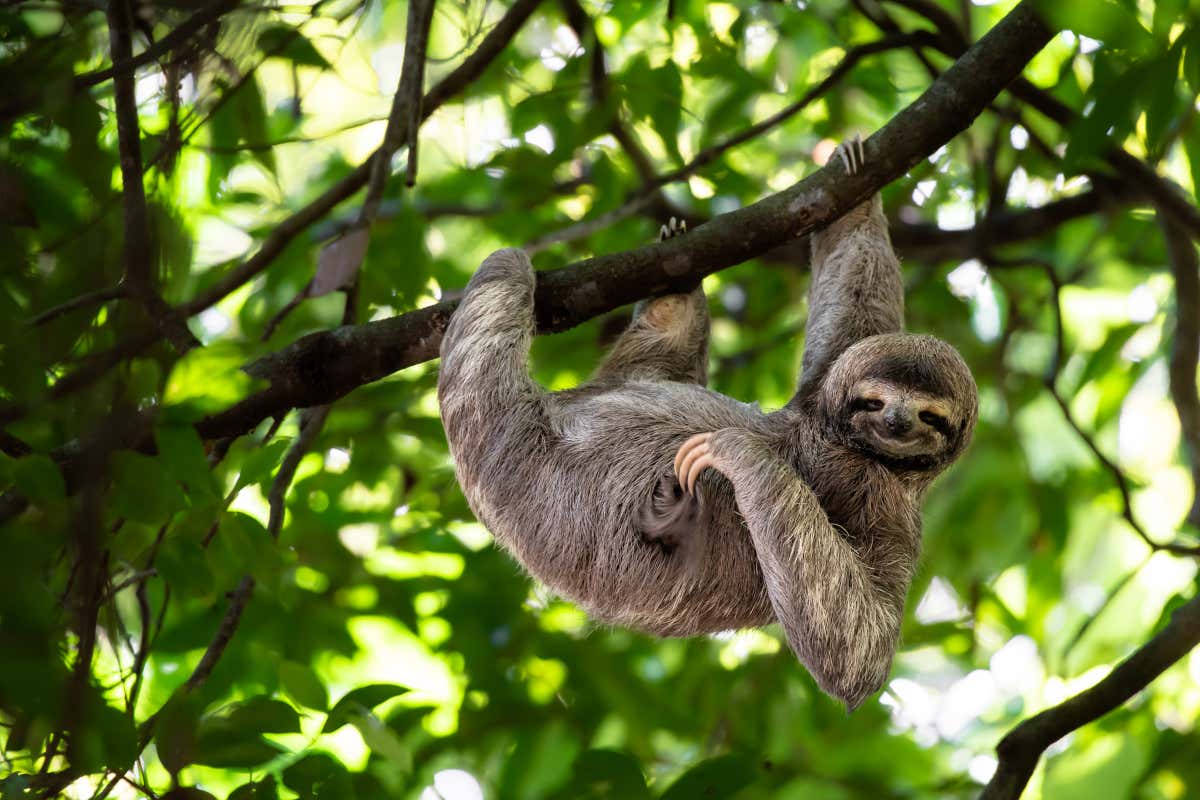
{"left": 845, "top": 427, "right": 942, "bottom": 471}
{"left": 860, "top": 427, "right": 937, "bottom": 458}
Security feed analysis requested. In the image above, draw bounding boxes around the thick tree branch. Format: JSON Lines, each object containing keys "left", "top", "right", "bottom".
{"left": 981, "top": 592, "right": 1200, "bottom": 800}
{"left": 194, "top": 1, "right": 1056, "bottom": 441}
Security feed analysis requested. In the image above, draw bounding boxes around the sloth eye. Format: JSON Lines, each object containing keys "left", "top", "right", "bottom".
{"left": 919, "top": 410, "right": 950, "bottom": 433}
{"left": 851, "top": 397, "right": 884, "bottom": 413}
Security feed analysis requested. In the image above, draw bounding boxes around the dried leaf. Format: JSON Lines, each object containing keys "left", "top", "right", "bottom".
{"left": 312, "top": 228, "right": 369, "bottom": 297}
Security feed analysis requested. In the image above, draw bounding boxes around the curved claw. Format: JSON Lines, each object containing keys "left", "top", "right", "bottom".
{"left": 658, "top": 216, "right": 687, "bottom": 242}
{"left": 674, "top": 432, "right": 716, "bottom": 495}
{"left": 835, "top": 134, "right": 866, "bottom": 175}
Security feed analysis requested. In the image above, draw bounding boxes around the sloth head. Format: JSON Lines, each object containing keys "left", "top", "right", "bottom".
{"left": 820, "top": 334, "right": 978, "bottom": 473}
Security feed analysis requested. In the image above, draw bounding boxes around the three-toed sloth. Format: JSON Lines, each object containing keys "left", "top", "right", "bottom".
{"left": 437, "top": 139, "right": 977, "bottom": 709}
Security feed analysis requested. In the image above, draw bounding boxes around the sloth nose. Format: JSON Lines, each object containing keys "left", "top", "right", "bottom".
{"left": 884, "top": 408, "right": 912, "bottom": 434}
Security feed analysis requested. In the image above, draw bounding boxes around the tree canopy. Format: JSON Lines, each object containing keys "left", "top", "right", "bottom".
{"left": 1, "top": 0, "right": 1200, "bottom": 798}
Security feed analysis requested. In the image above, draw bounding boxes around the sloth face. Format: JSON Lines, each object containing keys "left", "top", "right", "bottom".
{"left": 821, "top": 333, "right": 978, "bottom": 473}
{"left": 844, "top": 378, "right": 958, "bottom": 468}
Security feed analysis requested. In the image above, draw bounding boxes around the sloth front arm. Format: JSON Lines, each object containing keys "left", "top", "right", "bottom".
{"left": 795, "top": 138, "right": 904, "bottom": 403}
{"left": 676, "top": 428, "right": 906, "bottom": 710}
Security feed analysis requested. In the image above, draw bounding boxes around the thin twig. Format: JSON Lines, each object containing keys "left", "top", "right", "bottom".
{"left": 362, "top": 0, "right": 435, "bottom": 221}
{"left": 267, "top": 406, "right": 332, "bottom": 538}
{"left": 99, "top": 569, "right": 158, "bottom": 605}
{"left": 648, "top": 32, "right": 938, "bottom": 193}
{"left": 29, "top": 285, "right": 127, "bottom": 327}
{"left": 184, "top": 575, "right": 255, "bottom": 692}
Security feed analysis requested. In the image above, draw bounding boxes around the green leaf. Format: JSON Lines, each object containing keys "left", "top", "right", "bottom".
{"left": 282, "top": 753, "right": 355, "bottom": 799}
{"left": 1064, "top": 55, "right": 1145, "bottom": 165}
{"left": 1152, "top": 0, "right": 1186, "bottom": 41}
{"left": 1033, "top": 0, "right": 1154, "bottom": 52}
{"left": 193, "top": 731, "right": 282, "bottom": 769}
{"left": 350, "top": 712, "right": 410, "bottom": 768}
{"left": 155, "top": 695, "right": 204, "bottom": 774}
{"left": 226, "top": 696, "right": 301, "bottom": 733}
{"left": 641, "top": 62, "right": 684, "bottom": 162}
{"left": 156, "top": 423, "right": 219, "bottom": 503}
{"left": 556, "top": 749, "right": 650, "bottom": 800}
{"left": 257, "top": 25, "right": 332, "bottom": 69}
{"left": 1075, "top": 323, "right": 1140, "bottom": 390}
{"left": 659, "top": 754, "right": 759, "bottom": 800}
{"left": 208, "top": 512, "right": 281, "bottom": 593}
{"left": 109, "top": 451, "right": 187, "bottom": 525}
{"left": 323, "top": 683, "right": 409, "bottom": 732}
{"left": 1144, "top": 47, "right": 1183, "bottom": 156}
{"left": 228, "top": 777, "right": 279, "bottom": 800}
{"left": 280, "top": 661, "right": 328, "bottom": 711}
{"left": 1186, "top": 29, "right": 1200, "bottom": 94}
{"left": 9, "top": 454, "right": 65, "bottom": 506}
{"left": 164, "top": 342, "right": 263, "bottom": 417}
{"left": 157, "top": 536, "right": 215, "bottom": 599}
{"left": 161, "top": 789, "right": 218, "bottom": 800}
{"left": 235, "top": 439, "right": 293, "bottom": 491}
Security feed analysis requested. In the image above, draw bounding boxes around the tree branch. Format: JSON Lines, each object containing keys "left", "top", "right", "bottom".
{"left": 105, "top": 0, "right": 198, "bottom": 352}
{"left": 981, "top": 592, "right": 1200, "bottom": 800}
{"left": 196, "top": 1, "right": 1055, "bottom": 441}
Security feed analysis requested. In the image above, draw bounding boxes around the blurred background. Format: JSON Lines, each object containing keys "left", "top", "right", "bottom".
{"left": 1, "top": 0, "right": 1199, "bottom": 797}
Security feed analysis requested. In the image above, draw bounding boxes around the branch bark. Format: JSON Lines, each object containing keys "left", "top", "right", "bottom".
{"left": 196, "top": 0, "right": 1056, "bottom": 441}
{"left": 981, "top": 593, "right": 1200, "bottom": 800}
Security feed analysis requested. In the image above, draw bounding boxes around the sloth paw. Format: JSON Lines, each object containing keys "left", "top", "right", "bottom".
{"left": 833, "top": 134, "right": 866, "bottom": 175}
{"left": 674, "top": 432, "right": 720, "bottom": 495}
{"left": 658, "top": 216, "right": 687, "bottom": 241}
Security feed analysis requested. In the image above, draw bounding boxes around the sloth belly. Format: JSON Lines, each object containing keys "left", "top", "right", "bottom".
{"left": 478, "top": 381, "right": 778, "bottom": 636}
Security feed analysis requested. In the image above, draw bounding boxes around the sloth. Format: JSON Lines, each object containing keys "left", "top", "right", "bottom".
{"left": 437, "top": 138, "right": 978, "bottom": 709}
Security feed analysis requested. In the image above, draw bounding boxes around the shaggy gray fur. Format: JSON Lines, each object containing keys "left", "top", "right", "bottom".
{"left": 438, "top": 174, "right": 977, "bottom": 710}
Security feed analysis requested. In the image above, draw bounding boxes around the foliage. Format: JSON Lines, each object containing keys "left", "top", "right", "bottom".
{"left": 1, "top": 0, "right": 1199, "bottom": 798}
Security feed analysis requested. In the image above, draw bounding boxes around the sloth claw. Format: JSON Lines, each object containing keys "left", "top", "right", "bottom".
{"left": 674, "top": 432, "right": 717, "bottom": 495}
{"left": 658, "top": 216, "right": 687, "bottom": 241}
{"left": 834, "top": 134, "right": 866, "bottom": 175}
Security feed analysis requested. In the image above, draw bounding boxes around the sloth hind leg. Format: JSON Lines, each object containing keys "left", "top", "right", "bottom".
{"left": 591, "top": 219, "right": 711, "bottom": 387}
